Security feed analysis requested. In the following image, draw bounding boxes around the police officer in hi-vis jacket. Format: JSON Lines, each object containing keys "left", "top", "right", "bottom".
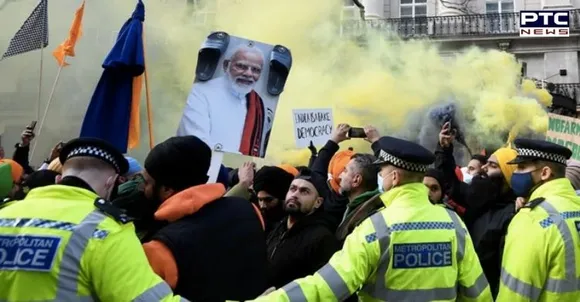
{"left": 253, "top": 136, "right": 491, "bottom": 302}
{"left": 0, "top": 138, "right": 186, "bottom": 301}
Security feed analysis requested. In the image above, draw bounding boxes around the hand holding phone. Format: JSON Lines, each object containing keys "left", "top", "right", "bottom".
{"left": 27, "top": 121, "right": 37, "bottom": 131}
{"left": 348, "top": 127, "right": 367, "bottom": 138}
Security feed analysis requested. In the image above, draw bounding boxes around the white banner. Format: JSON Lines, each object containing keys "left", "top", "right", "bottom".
{"left": 292, "top": 108, "right": 333, "bottom": 148}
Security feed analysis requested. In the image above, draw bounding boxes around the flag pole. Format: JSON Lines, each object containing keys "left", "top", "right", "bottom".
{"left": 30, "top": 58, "right": 65, "bottom": 160}
{"left": 36, "top": 41, "right": 44, "bottom": 123}
{"left": 142, "top": 27, "right": 154, "bottom": 149}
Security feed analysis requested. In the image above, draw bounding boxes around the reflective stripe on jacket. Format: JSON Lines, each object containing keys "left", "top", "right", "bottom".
{"left": 497, "top": 178, "right": 580, "bottom": 302}
{"left": 0, "top": 184, "right": 186, "bottom": 301}
{"left": 254, "top": 182, "right": 492, "bottom": 301}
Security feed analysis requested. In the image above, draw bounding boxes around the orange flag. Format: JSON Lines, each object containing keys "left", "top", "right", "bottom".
{"left": 53, "top": 0, "right": 85, "bottom": 66}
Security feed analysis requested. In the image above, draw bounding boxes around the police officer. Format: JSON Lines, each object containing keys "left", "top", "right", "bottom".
{"left": 498, "top": 138, "right": 580, "bottom": 301}
{"left": 0, "top": 138, "right": 186, "bottom": 301}
{"left": 254, "top": 136, "right": 491, "bottom": 301}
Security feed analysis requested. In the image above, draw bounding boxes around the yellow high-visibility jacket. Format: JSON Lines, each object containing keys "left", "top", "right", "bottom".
{"left": 0, "top": 184, "right": 186, "bottom": 301}
{"left": 497, "top": 178, "right": 580, "bottom": 302}
{"left": 253, "top": 183, "right": 492, "bottom": 302}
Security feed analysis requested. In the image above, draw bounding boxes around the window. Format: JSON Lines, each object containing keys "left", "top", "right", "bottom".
{"left": 485, "top": 0, "right": 514, "bottom": 13}
{"left": 485, "top": 0, "right": 515, "bottom": 33}
{"left": 400, "top": 0, "right": 427, "bottom": 18}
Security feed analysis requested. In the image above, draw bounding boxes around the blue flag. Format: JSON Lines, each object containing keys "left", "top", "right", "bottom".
{"left": 1, "top": 0, "right": 48, "bottom": 60}
{"left": 79, "top": 0, "right": 145, "bottom": 153}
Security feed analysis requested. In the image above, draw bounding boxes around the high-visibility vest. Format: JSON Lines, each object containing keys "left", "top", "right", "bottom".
{"left": 0, "top": 184, "right": 186, "bottom": 301}
{"left": 253, "top": 183, "right": 492, "bottom": 301}
{"left": 498, "top": 178, "right": 580, "bottom": 301}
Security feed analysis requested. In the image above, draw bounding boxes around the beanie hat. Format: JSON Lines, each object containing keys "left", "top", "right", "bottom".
{"left": 22, "top": 170, "right": 59, "bottom": 191}
{"left": 425, "top": 168, "right": 445, "bottom": 187}
{"left": 328, "top": 149, "right": 355, "bottom": 194}
{"left": 145, "top": 136, "right": 211, "bottom": 192}
{"left": 491, "top": 147, "right": 518, "bottom": 187}
{"left": 0, "top": 162, "right": 13, "bottom": 199}
{"left": 253, "top": 166, "right": 294, "bottom": 200}
{"left": 47, "top": 158, "right": 63, "bottom": 173}
{"left": 124, "top": 156, "right": 143, "bottom": 176}
{"left": 0, "top": 159, "right": 23, "bottom": 183}
{"left": 278, "top": 164, "right": 299, "bottom": 177}
{"left": 296, "top": 168, "right": 329, "bottom": 201}
{"left": 566, "top": 160, "right": 580, "bottom": 190}
{"left": 12, "top": 170, "right": 60, "bottom": 199}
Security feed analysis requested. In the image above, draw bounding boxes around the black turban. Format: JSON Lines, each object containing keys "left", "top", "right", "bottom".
{"left": 144, "top": 136, "right": 211, "bottom": 191}
{"left": 253, "top": 166, "right": 294, "bottom": 201}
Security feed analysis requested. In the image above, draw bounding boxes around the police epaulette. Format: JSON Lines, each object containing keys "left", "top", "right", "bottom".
{"left": 523, "top": 197, "right": 545, "bottom": 210}
{"left": 94, "top": 198, "right": 134, "bottom": 224}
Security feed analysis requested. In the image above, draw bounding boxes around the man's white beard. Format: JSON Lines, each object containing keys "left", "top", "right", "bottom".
{"left": 226, "top": 70, "right": 256, "bottom": 96}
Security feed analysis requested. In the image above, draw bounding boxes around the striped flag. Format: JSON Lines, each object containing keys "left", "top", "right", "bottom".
{"left": 1, "top": 0, "right": 48, "bottom": 61}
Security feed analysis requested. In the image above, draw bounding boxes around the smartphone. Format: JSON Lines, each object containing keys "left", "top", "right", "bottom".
{"left": 27, "top": 121, "right": 37, "bottom": 131}
{"left": 348, "top": 127, "right": 366, "bottom": 138}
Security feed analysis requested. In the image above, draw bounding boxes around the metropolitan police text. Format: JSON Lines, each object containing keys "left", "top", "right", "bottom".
{"left": 393, "top": 242, "right": 452, "bottom": 269}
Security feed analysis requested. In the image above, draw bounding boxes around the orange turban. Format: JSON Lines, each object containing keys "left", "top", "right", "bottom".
{"left": 278, "top": 164, "right": 299, "bottom": 177}
{"left": 0, "top": 159, "right": 23, "bottom": 183}
{"left": 328, "top": 149, "right": 355, "bottom": 194}
{"left": 492, "top": 147, "right": 518, "bottom": 187}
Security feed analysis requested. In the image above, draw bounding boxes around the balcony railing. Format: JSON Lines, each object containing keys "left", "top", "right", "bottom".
{"left": 342, "top": 9, "right": 580, "bottom": 39}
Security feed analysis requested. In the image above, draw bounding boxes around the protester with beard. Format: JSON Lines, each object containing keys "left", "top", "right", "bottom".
{"left": 258, "top": 136, "right": 491, "bottom": 301}
{"left": 266, "top": 168, "right": 339, "bottom": 288}
{"left": 253, "top": 165, "right": 295, "bottom": 233}
{"left": 463, "top": 147, "right": 518, "bottom": 298}
{"left": 334, "top": 153, "right": 380, "bottom": 243}
{"left": 139, "top": 136, "right": 268, "bottom": 301}
{"left": 0, "top": 138, "right": 183, "bottom": 301}
{"left": 177, "top": 44, "right": 269, "bottom": 156}
{"left": 498, "top": 139, "right": 580, "bottom": 301}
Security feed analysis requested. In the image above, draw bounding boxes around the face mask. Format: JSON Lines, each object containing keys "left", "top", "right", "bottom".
{"left": 462, "top": 172, "right": 473, "bottom": 184}
{"left": 377, "top": 173, "right": 385, "bottom": 193}
{"left": 510, "top": 172, "right": 535, "bottom": 197}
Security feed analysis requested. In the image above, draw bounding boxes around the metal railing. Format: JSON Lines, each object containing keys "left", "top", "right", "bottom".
{"left": 342, "top": 9, "right": 580, "bottom": 39}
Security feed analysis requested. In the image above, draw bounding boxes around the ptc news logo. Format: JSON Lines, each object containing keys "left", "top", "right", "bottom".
{"left": 520, "top": 11, "right": 570, "bottom": 37}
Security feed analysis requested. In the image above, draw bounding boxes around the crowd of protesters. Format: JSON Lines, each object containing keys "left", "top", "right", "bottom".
{"left": 1, "top": 120, "right": 580, "bottom": 302}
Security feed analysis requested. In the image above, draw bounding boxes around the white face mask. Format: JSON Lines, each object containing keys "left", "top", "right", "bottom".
{"left": 461, "top": 167, "right": 473, "bottom": 184}
{"left": 377, "top": 173, "right": 385, "bottom": 193}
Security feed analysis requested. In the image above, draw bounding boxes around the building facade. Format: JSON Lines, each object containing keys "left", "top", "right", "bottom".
{"left": 341, "top": 0, "right": 580, "bottom": 111}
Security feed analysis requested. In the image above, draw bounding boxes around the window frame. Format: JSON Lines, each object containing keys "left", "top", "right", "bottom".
{"left": 485, "top": 0, "right": 515, "bottom": 14}
{"left": 400, "top": 0, "right": 428, "bottom": 18}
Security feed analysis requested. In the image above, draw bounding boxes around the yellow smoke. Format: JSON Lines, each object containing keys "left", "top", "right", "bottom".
{"left": 126, "top": 0, "right": 552, "bottom": 166}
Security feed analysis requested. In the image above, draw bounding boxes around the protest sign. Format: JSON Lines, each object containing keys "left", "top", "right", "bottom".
{"left": 546, "top": 113, "right": 580, "bottom": 161}
{"left": 293, "top": 108, "right": 333, "bottom": 148}
{"left": 176, "top": 32, "right": 292, "bottom": 158}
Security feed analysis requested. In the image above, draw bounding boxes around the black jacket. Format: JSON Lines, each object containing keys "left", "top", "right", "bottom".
{"left": 433, "top": 143, "right": 469, "bottom": 214}
{"left": 266, "top": 211, "right": 339, "bottom": 288}
{"left": 433, "top": 143, "right": 516, "bottom": 298}
{"left": 151, "top": 196, "right": 268, "bottom": 302}
{"left": 310, "top": 140, "right": 349, "bottom": 231}
{"left": 12, "top": 143, "right": 34, "bottom": 174}
{"left": 464, "top": 177, "right": 516, "bottom": 298}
